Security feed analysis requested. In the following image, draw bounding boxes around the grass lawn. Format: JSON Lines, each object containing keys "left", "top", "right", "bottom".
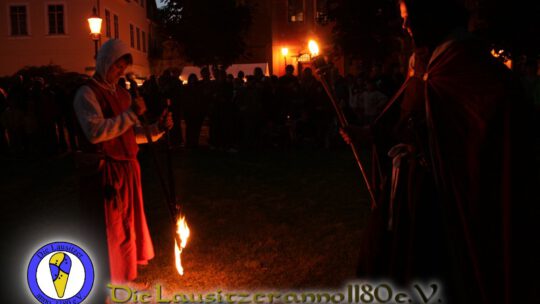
{"left": 1, "top": 146, "right": 372, "bottom": 299}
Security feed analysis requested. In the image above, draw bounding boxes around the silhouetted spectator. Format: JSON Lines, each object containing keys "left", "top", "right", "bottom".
{"left": 254, "top": 67, "right": 265, "bottom": 82}
{"left": 126, "top": 73, "right": 139, "bottom": 99}
{"left": 161, "top": 69, "right": 184, "bottom": 146}
{"left": 117, "top": 77, "right": 127, "bottom": 90}
{"left": 183, "top": 74, "right": 206, "bottom": 149}
{"left": 359, "top": 79, "right": 388, "bottom": 124}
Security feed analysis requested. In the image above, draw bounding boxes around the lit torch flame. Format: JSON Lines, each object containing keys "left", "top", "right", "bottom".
{"left": 174, "top": 215, "right": 190, "bottom": 276}
{"left": 491, "top": 48, "right": 512, "bottom": 69}
{"left": 308, "top": 40, "right": 319, "bottom": 57}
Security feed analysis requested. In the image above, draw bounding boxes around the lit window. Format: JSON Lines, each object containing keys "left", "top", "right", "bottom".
{"left": 316, "top": 0, "right": 329, "bottom": 25}
{"left": 10, "top": 5, "right": 28, "bottom": 36}
{"left": 288, "top": 0, "right": 304, "bottom": 22}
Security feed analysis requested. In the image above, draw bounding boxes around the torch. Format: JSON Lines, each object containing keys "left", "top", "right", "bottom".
{"left": 163, "top": 98, "right": 190, "bottom": 276}
{"left": 131, "top": 88, "right": 190, "bottom": 275}
{"left": 310, "top": 55, "right": 377, "bottom": 208}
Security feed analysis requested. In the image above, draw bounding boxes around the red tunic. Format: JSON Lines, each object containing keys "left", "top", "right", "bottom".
{"left": 87, "top": 80, "right": 154, "bottom": 283}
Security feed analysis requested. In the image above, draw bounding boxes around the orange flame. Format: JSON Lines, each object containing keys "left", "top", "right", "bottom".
{"left": 174, "top": 215, "right": 190, "bottom": 275}
{"left": 491, "top": 49, "right": 512, "bottom": 69}
{"left": 308, "top": 40, "right": 320, "bottom": 57}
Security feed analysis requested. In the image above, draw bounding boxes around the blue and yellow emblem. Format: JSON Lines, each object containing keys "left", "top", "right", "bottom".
{"left": 49, "top": 252, "right": 72, "bottom": 297}
{"left": 27, "top": 241, "right": 94, "bottom": 304}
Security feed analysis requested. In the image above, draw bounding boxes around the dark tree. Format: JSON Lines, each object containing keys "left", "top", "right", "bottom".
{"left": 329, "top": 0, "right": 539, "bottom": 67}
{"left": 468, "top": 0, "right": 540, "bottom": 59}
{"left": 160, "top": 0, "right": 252, "bottom": 68}
{"left": 327, "top": 0, "right": 403, "bottom": 65}
{"left": 15, "top": 65, "right": 66, "bottom": 83}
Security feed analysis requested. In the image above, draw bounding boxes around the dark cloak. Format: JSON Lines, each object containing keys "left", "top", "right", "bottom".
{"left": 356, "top": 36, "right": 539, "bottom": 303}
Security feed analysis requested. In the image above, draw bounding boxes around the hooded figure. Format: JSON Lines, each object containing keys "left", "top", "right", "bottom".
{"left": 74, "top": 40, "right": 171, "bottom": 289}
{"left": 342, "top": 1, "right": 538, "bottom": 303}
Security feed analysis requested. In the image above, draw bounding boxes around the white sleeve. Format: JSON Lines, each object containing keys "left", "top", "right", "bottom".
{"left": 133, "top": 122, "right": 165, "bottom": 144}
{"left": 74, "top": 85, "right": 139, "bottom": 144}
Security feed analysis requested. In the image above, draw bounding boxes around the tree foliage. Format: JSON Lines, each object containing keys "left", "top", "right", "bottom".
{"left": 159, "top": 0, "right": 252, "bottom": 67}
{"left": 15, "top": 65, "right": 66, "bottom": 83}
{"left": 327, "top": 0, "right": 403, "bottom": 64}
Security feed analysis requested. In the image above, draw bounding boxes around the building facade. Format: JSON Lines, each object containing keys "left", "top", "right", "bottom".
{"left": 238, "top": 0, "right": 342, "bottom": 76}
{"left": 0, "top": 0, "right": 156, "bottom": 78}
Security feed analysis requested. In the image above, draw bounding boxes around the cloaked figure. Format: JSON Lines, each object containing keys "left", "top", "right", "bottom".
{"left": 74, "top": 39, "right": 174, "bottom": 300}
{"left": 341, "top": 0, "right": 539, "bottom": 303}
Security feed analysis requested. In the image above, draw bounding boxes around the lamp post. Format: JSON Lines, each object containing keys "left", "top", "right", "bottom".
{"left": 281, "top": 47, "right": 289, "bottom": 69}
{"left": 87, "top": 7, "right": 102, "bottom": 59}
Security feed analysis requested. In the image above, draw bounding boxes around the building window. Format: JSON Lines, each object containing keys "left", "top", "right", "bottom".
{"left": 148, "top": 31, "right": 152, "bottom": 52}
{"left": 114, "top": 15, "right": 119, "bottom": 38}
{"left": 130, "top": 24, "right": 134, "bottom": 47}
{"left": 316, "top": 0, "right": 329, "bottom": 24}
{"left": 288, "top": 0, "right": 304, "bottom": 22}
{"left": 10, "top": 5, "right": 28, "bottom": 36}
{"left": 142, "top": 31, "right": 146, "bottom": 53}
{"left": 105, "top": 10, "right": 111, "bottom": 37}
{"left": 136, "top": 27, "right": 140, "bottom": 50}
{"left": 48, "top": 5, "right": 65, "bottom": 34}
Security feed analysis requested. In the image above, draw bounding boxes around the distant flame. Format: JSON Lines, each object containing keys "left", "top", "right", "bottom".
{"left": 491, "top": 48, "right": 512, "bottom": 69}
{"left": 174, "top": 215, "right": 190, "bottom": 275}
{"left": 491, "top": 49, "right": 503, "bottom": 58}
{"left": 308, "top": 40, "right": 320, "bottom": 57}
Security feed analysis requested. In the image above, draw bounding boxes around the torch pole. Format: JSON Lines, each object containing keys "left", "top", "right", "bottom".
{"left": 316, "top": 67, "right": 377, "bottom": 208}
{"left": 138, "top": 113, "right": 178, "bottom": 218}
{"left": 132, "top": 90, "right": 184, "bottom": 272}
{"left": 137, "top": 110, "right": 183, "bottom": 246}
{"left": 164, "top": 99, "right": 180, "bottom": 215}
{"left": 131, "top": 89, "right": 180, "bottom": 223}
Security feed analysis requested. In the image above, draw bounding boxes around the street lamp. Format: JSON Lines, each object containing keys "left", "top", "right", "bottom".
{"left": 87, "top": 7, "right": 102, "bottom": 59}
{"left": 281, "top": 47, "right": 289, "bottom": 68}
{"left": 308, "top": 39, "right": 319, "bottom": 58}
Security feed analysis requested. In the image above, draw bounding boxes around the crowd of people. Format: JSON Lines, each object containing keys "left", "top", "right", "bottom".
{"left": 0, "top": 73, "right": 88, "bottom": 157}
{"left": 0, "top": 57, "right": 538, "bottom": 159}
{"left": 0, "top": 63, "right": 406, "bottom": 157}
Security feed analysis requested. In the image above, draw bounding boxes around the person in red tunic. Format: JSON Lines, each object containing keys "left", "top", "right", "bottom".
{"left": 341, "top": 1, "right": 538, "bottom": 303}
{"left": 74, "top": 40, "right": 172, "bottom": 292}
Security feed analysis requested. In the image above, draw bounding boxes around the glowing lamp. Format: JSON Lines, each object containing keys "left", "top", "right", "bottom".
{"left": 87, "top": 7, "right": 102, "bottom": 40}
